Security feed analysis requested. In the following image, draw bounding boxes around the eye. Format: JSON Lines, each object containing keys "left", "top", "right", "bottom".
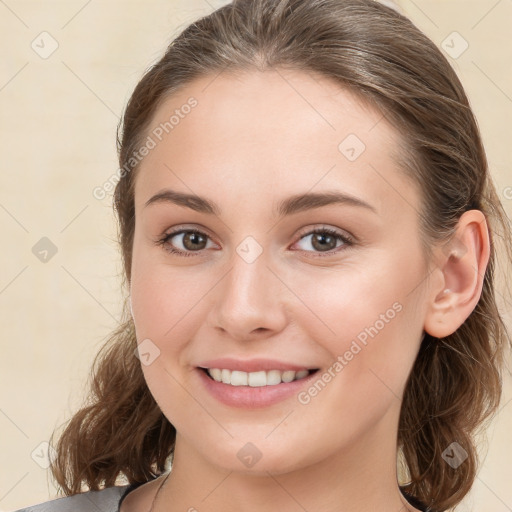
{"left": 156, "top": 226, "right": 354, "bottom": 258}
{"left": 292, "top": 227, "right": 354, "bottom": 257}
{"left": 156, "top": 228, "right": 216, "bottom": 257}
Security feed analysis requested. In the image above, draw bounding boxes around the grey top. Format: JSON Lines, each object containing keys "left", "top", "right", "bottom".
{"left": 11, "top": 484, "right": 132, "bottom": 512}
{"left": 11, "top": 482, "right": 431, "bottom": 512}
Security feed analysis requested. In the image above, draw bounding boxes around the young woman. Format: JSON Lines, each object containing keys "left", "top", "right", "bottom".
{"left": 14, "top": 0, "right": 512, "bottom": 511}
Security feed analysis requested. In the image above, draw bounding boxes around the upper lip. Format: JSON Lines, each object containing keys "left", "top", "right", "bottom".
{"left": 197, "top": 358, "right": 317, "bottom": 373}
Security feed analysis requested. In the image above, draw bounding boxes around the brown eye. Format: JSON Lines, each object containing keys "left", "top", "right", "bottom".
{"left": 293, "top": 227, "right": 354, "bottom": 257}
{"left": 311, "top": 232, "right": 338, "bottom": 251}
{"left": 156, "top": 226, "right": 354, "bottom": 258}
{"left": 180, "top": 231, "right": 208, "bottom": 251}
{"left": 157, "top": 229, "right": 214, "bottom": 257}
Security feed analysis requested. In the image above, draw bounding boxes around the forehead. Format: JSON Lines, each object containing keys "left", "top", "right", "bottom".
{"left": 133, "top": 68, "right": 417, "bottom": 219}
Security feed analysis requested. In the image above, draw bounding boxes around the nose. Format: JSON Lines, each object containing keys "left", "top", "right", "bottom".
{"left": 208, "top": 249, "right": 288, "bottom": 341}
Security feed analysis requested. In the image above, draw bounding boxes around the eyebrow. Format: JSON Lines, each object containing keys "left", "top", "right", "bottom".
{"left": 143, "top": 189, "right": 377, "bottom": 217}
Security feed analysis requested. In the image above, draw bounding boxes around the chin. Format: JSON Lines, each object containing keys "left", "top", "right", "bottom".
{"left": 190, "top": 434, "right": 324, "bottom": 477}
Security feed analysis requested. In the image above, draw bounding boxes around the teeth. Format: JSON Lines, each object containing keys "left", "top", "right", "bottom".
{"left": 248, "top": 371, "right": 266, "bottom": 387}
{"left": 221, "top": 369, "right": 230, "bottom": 384}
{"left": 205, "top": 368, "right": 312, "bottom": 387}
{"left": 266, "top": 370, "right": 281, "bottom": 386}
{"left": 209, "top": 368, "right": 222, "bottom": 381}
{"left": 281, "top": 370, "right": 296, "bottom": 383}
{"left": 230, "top": 370, "right": 248, "bottom": 386}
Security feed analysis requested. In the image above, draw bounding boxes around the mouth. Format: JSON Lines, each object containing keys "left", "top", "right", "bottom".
{"left": 199, "top": 367, "right": 319, "bottom": 387}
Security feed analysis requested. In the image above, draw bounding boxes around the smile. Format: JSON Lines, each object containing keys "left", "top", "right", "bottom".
{"left": 203, "top": 368, "right": 316, "bottom": 387}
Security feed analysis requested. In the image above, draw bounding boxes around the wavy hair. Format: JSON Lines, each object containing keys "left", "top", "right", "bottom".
{"left": 49, "top": 1, "right": 512, "bottom": 510}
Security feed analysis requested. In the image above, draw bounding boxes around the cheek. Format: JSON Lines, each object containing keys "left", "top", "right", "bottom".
{"left": 129, "top": 256, "right": 211, "bottom": 425}
{"left": 130, "top": 239, "right": 209, "bottom": 334}
{"left": 285, "top": 254, "right": 411, "bottom": 346}
{"left": 292, "top": 302, "right": 421, "bottom": 455}
{"left": 295, "top": 250, "right": 425, "bottom": 395}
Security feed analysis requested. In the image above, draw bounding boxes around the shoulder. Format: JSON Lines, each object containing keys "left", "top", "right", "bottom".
{"left": 11, "top": 484, "right": 131, "bottom": 512}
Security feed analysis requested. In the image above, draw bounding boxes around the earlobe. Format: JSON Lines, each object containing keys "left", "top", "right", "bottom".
{"left": 423, "top": 210, "right": 490, "bottom": 339}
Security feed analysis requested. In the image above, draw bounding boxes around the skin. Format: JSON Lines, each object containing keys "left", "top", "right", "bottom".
{"left": 123, "top": 69, "right": 490, "bottom": 512}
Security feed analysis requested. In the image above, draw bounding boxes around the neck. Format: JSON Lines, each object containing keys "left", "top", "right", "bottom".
{"left": 154, "top": 404, "right": 421, "bottom": 512}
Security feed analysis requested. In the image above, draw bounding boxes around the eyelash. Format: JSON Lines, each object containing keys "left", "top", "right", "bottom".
{"left": 155, "top": 226, "right": 355, "bottom": 258}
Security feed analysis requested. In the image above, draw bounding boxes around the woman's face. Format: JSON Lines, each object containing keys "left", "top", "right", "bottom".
{"left": 130, "top": 69, "right": 432, "bottom": 475}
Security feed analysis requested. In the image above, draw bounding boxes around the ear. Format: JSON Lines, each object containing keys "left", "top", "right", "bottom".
{"left": 423, "top": 210, "right": 491, "bottom": 338}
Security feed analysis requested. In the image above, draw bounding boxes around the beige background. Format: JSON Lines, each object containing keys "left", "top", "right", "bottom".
{"left": 1, "top": 0, "right": 511, "bottom": 510}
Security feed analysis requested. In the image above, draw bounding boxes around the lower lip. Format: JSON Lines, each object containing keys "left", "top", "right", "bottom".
{"left": 196, "top": 368, "right": 318, "bottom": 408}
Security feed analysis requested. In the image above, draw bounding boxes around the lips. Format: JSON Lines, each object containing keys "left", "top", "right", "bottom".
{"left": 197, "top": 366, "right": 319, "bottom": 408}
{"left": 195, "top": 358, "right": 320, "bottom": 407}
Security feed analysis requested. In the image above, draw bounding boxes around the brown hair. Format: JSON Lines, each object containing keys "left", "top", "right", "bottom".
{"left": 49, "top": 1, "right": 512, "bottom": 510}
